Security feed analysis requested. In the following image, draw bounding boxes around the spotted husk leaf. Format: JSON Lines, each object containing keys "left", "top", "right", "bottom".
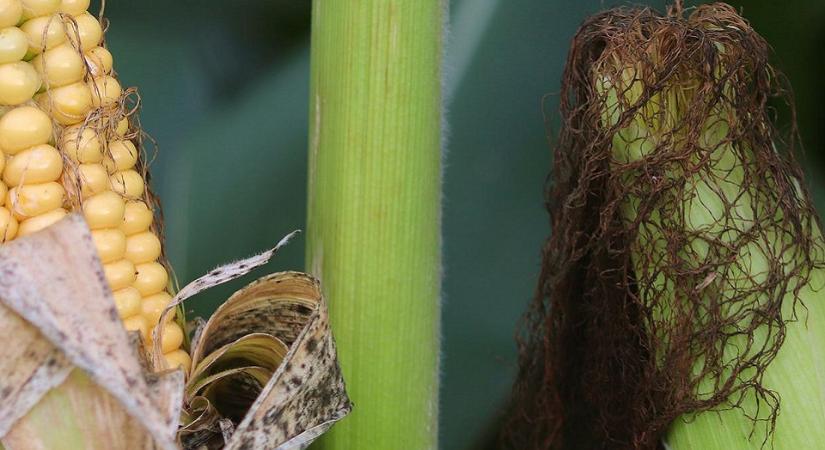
{"left": 179, "top": 272, "right": 352, "bottom": 450}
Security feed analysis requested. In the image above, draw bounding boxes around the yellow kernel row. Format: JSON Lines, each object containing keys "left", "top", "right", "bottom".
{"left": 74, "top": 118, "right": 186, "bottom": 372}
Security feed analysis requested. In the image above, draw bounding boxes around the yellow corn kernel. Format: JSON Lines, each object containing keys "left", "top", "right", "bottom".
{"left": 0, "top": 27, "right": 29, "bottom": 64}
{"left": 88, "top": 75, "right": 121, "bottom": 108}
{"left": 21, "top": 0, "right": 59, "bottom": 20}
{"left": 109, "top": 169, "right": 144, "bottom": 198}
{"left": 58, "top": 0, "right": 88, "bottom": 15}
{"left": 35, "top": 80, "right": 91, "bottom": 125}
{"left": 91, "top": 228, "right": 125, "bottom": 263}
{"left": 122, "top": 314, "right": 148, "bottom": 340}
{"left": 76, "top": 165, "right": 107, "bottom": 197}
{"left": 16, "top": 206, "right": 65, "bottom": 236}
{"left": 20, "top": 14, "right": 66, "bottom": 56}
{"left": 141, "top": 291, "right": 172, "bottom": 325}
{"left": 6, "top": 181, "right": 64, "bottom": 219}
{"left": 84, "top": 46, "right": 111, "bottom": 76}
{"left": 0, "top": 61, "right": 40, "bottom": 106}
{"left": 112, "top": 286, "right": 141, "bottom": 319}
{"left": 3, "top": 144, "right": 62, "bottom": 185}
{"left": 103, "top": 258, "right": 135, "bottom": 291}
{"left": 82, "top": 190, "right": 124, "bottom": 229}
{"left": 148, "top": 322, "right": 183, "bottom": 354}
{"left": 125, "top": 230, "right": 160, "bottom": 264}
{"left": 61, "top": 124, "right": 101, "bottom": 163}
{"left": 115, "top": 117, "right": 128, "bottom": 137}
{"left": 121, "top": 200, "right": 152, "bottom": 235}
{"left": 0, "top": 205, "right": 17, "bottom": 241}
{"left": 0, "top": 178, "right": 6, "bottom": 202}
{"left": 163, "top": 349, "right": 191, "bottom": 373}
{"left": 133, "top": 261, "right": 167, "bottom": 296}
{"left": 32, "top": 43, "right": 85, "bottom": 89}
{"left": 0, "top": 105, "right": 51, "bottom": 155}
{"left": 62, "top": 162, "right": 109, "bottom": 199}
{"left": 66, "top": 12, "right": 100, "bottom": 51}
{"left": 102, "top": 139, "right": 137, "bottom": 172}
{"left": 0, "top": 1, "right": 22, "bottom": 29}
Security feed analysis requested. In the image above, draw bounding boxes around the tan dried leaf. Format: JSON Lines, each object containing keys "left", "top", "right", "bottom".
{"left": 180, "top": 273, "right": 352, "bottom": 450}
{"left": 0, "top": 215, "right": 181, "bottom": 450}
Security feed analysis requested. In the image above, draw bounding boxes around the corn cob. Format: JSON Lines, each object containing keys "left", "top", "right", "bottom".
{"left": 0, "top": 0, "right": 189, "bottom": 372}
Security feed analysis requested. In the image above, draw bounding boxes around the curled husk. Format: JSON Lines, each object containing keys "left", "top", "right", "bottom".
{"left": 178, "top": 272, "right": 352, "bottom": 449}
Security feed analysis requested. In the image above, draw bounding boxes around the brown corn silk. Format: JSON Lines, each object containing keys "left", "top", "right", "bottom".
{"left": 504, "top": 3, "right": 821, "bottom": 449}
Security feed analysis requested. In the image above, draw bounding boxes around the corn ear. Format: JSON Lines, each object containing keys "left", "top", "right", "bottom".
{"left": 598, "top": 11, "right": 825, "bottom": 450}
{"left": 0, "top": 0, "right": 188, "bottom": 367}
{"left": 507, "top": 4, "right": 825, "bottom": 448}
{"left": 0, "top": 2, "right": 353, "bottom": 449}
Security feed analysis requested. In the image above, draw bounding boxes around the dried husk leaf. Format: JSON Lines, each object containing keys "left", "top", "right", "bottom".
{"left": 186, "top": 333, "right": 289, "bottom": 400}
{"left": 179, "top": 272, "right": 352, "bottom": 450}
{"left": 225, "top": 290, "right": 350, "bottom": 450}
{"left": 151, "top": 231, "right": 300, "bottom": 370}
{"left": 0, "top": 215, "right": 181, "bottom": 450}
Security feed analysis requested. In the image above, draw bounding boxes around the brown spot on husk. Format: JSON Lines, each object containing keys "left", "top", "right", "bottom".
{"left": 503, "top": 3, "right": 820, "bottom": 449}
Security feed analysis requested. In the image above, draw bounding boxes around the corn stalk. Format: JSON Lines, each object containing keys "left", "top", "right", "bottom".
{"left": 306, "top": 1, "right": 444, "bottom": 448}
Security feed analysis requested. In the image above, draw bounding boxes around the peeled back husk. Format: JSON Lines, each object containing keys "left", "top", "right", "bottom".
{"left": 0, "top": 215, "right": 351, "bottom": 449}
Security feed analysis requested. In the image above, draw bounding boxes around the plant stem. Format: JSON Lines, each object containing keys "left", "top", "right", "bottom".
{"left": 306, "top": 1, "right": 444, "bottom": 449}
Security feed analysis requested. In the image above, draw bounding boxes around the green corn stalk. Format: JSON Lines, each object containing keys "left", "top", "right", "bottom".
{"left": 601, "top": 64, "right": 825, "bottom": 449}
{"left": 305, "top": 1, "right": 444, "bottom": 449}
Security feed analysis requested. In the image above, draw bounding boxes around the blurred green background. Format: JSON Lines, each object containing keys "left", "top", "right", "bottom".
{"left": 100, "top": 0, "right": 824, "bottom": 448}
